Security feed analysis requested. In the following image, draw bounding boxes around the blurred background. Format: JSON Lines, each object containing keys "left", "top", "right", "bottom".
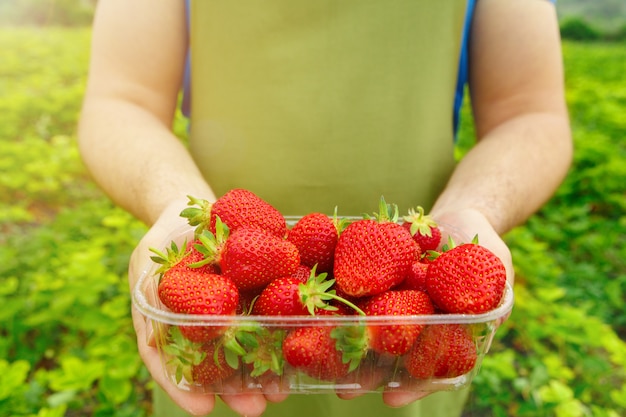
{"left": 0, "top": 1, "right": 625, "bottom": 416}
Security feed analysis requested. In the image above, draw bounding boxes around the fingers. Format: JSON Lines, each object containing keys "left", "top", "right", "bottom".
{"left": 335, "top": 367, "right": 387, "bottom": 400}
{"left": 382, "top": 390, "right": 431, "bottom": 407}
{"left": 219, "top": 391, "right": 267, "bottom": 417}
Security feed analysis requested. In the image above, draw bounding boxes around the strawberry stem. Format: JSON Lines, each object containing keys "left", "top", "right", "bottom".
{"left": 149, "top": 239, "right": 190, "bottom": 276}
{"left": 402, "top": 206, "right": 438, "bottom": 237}
{"left": 221, "top": 321, "right": 286, "bottom": 377}
{"left": 364, "top": 196, "right": 399, "bottom": 223}
{"left": 331, "top": 323, "right": 368, "bottom": 372}
{"left": 162, "top": 326, "right": 207, "bottom": 384}
{"left": 299, "top": 265, "right": 366, "bottom": 316}
{"left": 190, "top": 218, "right": 229, "bottom": 267}
{"left": 180, "top": 195, "right": 213, "bottom": 237}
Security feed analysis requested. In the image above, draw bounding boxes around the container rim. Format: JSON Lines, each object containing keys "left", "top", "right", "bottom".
{"left": 132, "top": 265, "right": 514, "bottom": 327}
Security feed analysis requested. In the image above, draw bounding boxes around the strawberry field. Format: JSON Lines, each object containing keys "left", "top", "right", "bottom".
{"left": 1, "top": 27, "right": 625, "bottom": 417}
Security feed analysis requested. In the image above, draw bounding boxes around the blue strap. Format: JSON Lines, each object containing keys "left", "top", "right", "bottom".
{"left": 452, "top": 0, "right": 476, "bottom": 138}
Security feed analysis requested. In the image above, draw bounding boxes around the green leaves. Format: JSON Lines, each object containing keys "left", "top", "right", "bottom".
{"left": 0, "top": 360, "right": 30, "bottom": 401}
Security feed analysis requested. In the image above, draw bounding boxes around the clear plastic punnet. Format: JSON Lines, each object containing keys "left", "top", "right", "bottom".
{"left": 132, "top": 219, "right": 514, "bottom": 395}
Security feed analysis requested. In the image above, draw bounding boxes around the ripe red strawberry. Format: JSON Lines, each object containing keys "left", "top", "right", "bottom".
{"left": 333, "top": 199, "right": 420, "bottom": 297}
{"left": 191, "top": 340, "right": 238, "bottom": 385}
{"left": 283, "top": 326, "right": 351, "bottom": 381}
{"left": 358, "top": 290, "right": 435, "bottom": 355}
{"left": 405, "top": 324, "right": 477, "bottom": 379}
{"left": 396, "top": 261, "right": 429, "bottom": 292}
{"left": 402, "top": 206, "right": 442, "bottom": 253}
{"left": 220, "top": 227, "right": 300, "bottom": 291}
{"left": 181, "top": 189, "right": 287, "bottom": 238}
{"left": 157, "top": 270, "right": 239, "bottom": 342}
{"left": 287, "top": 212, "right": 346, "bottom": 273}
{"left": 290, "top": 264, "right": 312, "bottom": 283}
{"left": 252, "top": 276, "right": 312, "bottom": 316}
{"left": 150, "top": 238, "right": 219, "bottom": 276}
{"left": 252, "top": 268, "right": 351, "bottom": 316}
{"left": 426, "top": 242, "right": 506, "bottom": 314}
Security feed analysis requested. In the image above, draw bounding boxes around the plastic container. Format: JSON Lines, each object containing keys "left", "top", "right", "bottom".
{"left": 132, "top": 219, "right": 514, "bottom": 395}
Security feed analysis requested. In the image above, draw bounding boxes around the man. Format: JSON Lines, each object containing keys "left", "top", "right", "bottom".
{"left": 78, "top": 1, "right": 572, "bottom": 416}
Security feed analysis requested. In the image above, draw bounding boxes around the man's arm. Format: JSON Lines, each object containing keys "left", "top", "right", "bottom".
{"left": 78, "top": 2, "right": 272, "bottom": 416}
{"left": 78, "top": 0, "right": 215, "bottom": 226}
{"left": 432, "top": 0, "right": 573, "bottom": 235}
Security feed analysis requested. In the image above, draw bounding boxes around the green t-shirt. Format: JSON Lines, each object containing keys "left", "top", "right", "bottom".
{"left": 160, "top": 1, "right": 471, "bottom": 416}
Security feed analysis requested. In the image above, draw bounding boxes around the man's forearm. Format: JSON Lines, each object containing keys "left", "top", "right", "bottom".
{"left": 78, "top": 97, "right": 215, "bottom": 225}
{"left": 432, "top": 111, "right": 572, "bottom": 235}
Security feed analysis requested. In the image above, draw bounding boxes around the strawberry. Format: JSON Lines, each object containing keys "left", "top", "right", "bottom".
{"left": 282, "top": 326, "right": 352, "bottom": 381}
{"left": 191, "top": 340, "right": 238, "bottom": 386}
{"left": 287, "top": 211, "right": 346, "bottom": 273}
{"left": 358, "top": 290, "right": 435, "bottom": 355}
{"left": 236, "top": 288, "right": 262, "bottom": 315}
{"left": 150, "top": 238, "right": 219, "bottom": 276}
{"left": 157, "top": 270, "right": 239, "bottom": 342}
{"left": 402, "top": 206, "right": 442, "bottom": 252}
{"left": 162, "top": 326, "right": 235, "bottom": 386}
{"left": 181, "top": 190, "right": 287, "bottom": 238}
{"left": 252, "top": 276, "right": 312, "bottom": 316}
{"left": 252, "top": 267, "right": 358, "bottom": 316}
{"left": 426, "top": 241, "right": 506, "bottom": 314}
{"left": 290, "top": 264, "right": 312, "bottom": 283}
{"left": 396, "top": 260, "right": 429, "bottom": 292}
{"left": 405, "top": 324, "right": 477, "bottom": 379}
{"left": 333, "top": 198, "right": 420, "bottom": 297}
{"left": 220, "top": 227, "right": 300, "bottom": 291}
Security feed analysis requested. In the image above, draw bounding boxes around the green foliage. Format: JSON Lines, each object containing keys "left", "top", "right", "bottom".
{"left": 0, "top": 28, "right": 150, "bottom": 417}
{"left": 0, "top": 0, "right": 96, "bottom": 27}
{"left": 560, "top": 17, "right": 602, "bottom": 41}
{"left": 0, "top": 202, "right": 151, "bottom": 416}
{"left": 557, "top": 0, "right": 626, "bottom": 34}
{"left": 0, "top": 28, "right": 99, "bottom": 231}
{"left": 558, "top": 16, "right": 626, "bottom": 42}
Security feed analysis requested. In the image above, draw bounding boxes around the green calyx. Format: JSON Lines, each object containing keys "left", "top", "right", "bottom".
{"left": 403, "top": 206, "right": 438, "bottom": 237}
{"left": 300, "top": 266, "right": 368, "bottom": 372}
{"left": 425, "top": 234, "right": 480, "bottom": 261}
{"left": 222, "top": 321, "right": 286, "bottom": 377}
{"left": 180, "top": 195, "right": 213, "bottom": 237}
{"left": 331, "top": 323, "right": 368, "bottom": 373}
{"left": 189, "top": 216, "right": 230, "bottom": 268}
{"left": 299, "top": 265, "right": 366, "bottom": 316}
{"left": 149, "top": 239, "right": 189, "bottom": 276}
{"left": 331, "top": 206, "right": 351, "bottom": 234}
{"left": 364, "top": 196, "right": 400, "bottom": 224}
{"left": 163, "top": 326, "right": 207, "bottom": 384}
